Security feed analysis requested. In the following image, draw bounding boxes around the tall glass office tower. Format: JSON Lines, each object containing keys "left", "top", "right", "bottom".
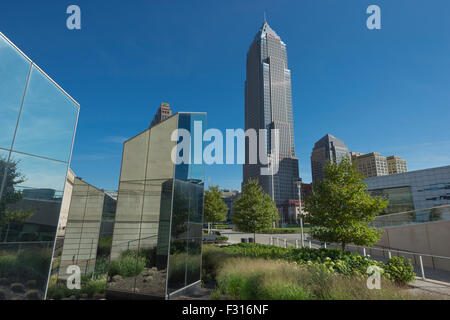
{"left": 243, "top": 21, "right": 299, "bottom": 205}
{"left": 0, "top": 31, "right": 79, "bottom": 300}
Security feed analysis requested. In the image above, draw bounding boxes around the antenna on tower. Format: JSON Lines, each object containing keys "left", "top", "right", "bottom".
{"left": 264, "top": 11, "right": 267, "bottom": 23}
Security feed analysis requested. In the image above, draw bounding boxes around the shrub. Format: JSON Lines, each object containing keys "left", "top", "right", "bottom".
{"left": 209, "top": 244, "right": 415, "bottom": 285}
{"left": 384, "top": 256, "right": 415, "bottom": 285}
{"left": 82, "top": 278, "right": 106, "bottom": 298}
{"left": 0, "top": 289, "right": 6, "bottom": 300}
{"left": 213, "top": 258, "right": 422, "bottom": 300}
{"left": 10, "top": 282, "right": 25, "bottom": 293}
{"left": 108, "top": 250, "right": 145, "bottom": 278}
{"left": 25, "top": 290, "right": 40, "bottom": 300}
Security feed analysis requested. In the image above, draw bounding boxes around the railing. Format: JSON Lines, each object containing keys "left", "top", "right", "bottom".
{"left": 267, "top": 235, "right": 450, "bottom": 283}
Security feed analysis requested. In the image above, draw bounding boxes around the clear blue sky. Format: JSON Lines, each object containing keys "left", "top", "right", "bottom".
{"left": 1, "top": 0, "right": 449, "bottom": 191}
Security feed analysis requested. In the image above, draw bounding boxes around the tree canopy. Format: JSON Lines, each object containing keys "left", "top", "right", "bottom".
{"left": 0, "top": 157, "right": 33, "bottom": 240}
{"left": 305, "top": 158, "right": 388, "bottom": 250}
{"left": 232, "top": 179, "right": 279, "bottom": 241}
{"left": 203, "top": 185, "right": 228, "bottom": 225}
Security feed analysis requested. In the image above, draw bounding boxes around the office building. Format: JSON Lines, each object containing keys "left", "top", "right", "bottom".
{"left": 311, "top": 134, "right": 350, "bottom": 184}
{"left": 221, "top": 189, "right": 240, "bottom": 222}
{"left": 387, "top": 155, "right": 407, "bottom": 174}
{"left": 106, "top": 112, "right": 206, "bottom": 300}
{"left": 352, "top": 152, "right": 388, "bottom": 178}
{"left": 0, "top": 32, "right": 79, "bottom": 300}
{"left": 243, "top": 21, "right": 299, "bottom": 206}
{"left": 366, "top": 165, "right": 450, "bottom": 216}
{"left": 150, "top": 102, "right": 173, "bottom": 128}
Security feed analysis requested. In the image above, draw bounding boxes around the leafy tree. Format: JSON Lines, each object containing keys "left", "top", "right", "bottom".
{"left": 203, "top": 185, "right": 228, "bottom": 234}
{"left": 305, "top": 158, "right": 388, "bottom": 250}
{"left": 232, "top": 179, "right": 279, "bottom": 242}
{"left": 0, "top": 157, "right": 33, "bottom": 242}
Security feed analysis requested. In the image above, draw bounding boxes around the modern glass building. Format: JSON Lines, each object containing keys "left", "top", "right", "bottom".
{"left": 0, "top": 32, "right": 79, "bottom": 299}
{"left": 106, "top": 112, "right": 205, "bottom": 300}
{"left": 243, "top": 21, "right": 299, "bottom": 206}
{"left": 366, "top": 165, "right": 450, "bottom": 217}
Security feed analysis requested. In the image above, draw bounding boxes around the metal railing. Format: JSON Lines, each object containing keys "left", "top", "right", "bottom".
{"left": 267, "top": 235, "right": 450, "bottom": 283}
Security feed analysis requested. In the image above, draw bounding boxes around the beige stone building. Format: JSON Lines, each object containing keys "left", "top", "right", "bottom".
{"left": 351, "top": 152, "right": 388, "bottom": 178}
{"left": 387, "top": 155, "right": 407, "bottom": 174}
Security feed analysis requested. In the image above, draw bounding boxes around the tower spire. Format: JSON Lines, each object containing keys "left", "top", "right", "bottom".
{"left": 264, "top": 11, "right": 267, "bottom": 23}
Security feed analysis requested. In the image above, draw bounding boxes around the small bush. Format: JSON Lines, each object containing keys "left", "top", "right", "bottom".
{"left": 108, "top": 250, "right": 145, "bottom": 278}
{"left": 10, "top": 283, "right": 25, "bottom": 293}
{"left": 25, "top": 290, "right": 40, "bottom": 300}
{"left": 384, "top": 256, "right": 415, "bottom": 285}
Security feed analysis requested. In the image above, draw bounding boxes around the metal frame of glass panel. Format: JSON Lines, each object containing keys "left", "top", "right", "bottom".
{"left": 0, "top": 31, "right": 79, "bottom": 300}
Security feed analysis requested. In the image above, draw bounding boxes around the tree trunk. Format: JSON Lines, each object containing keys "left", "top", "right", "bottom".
{"left": 341, "top": 243, "right": 346, "bottom": 251}
{"left": 254, "top": 230, "right": 256, "bottom": 245}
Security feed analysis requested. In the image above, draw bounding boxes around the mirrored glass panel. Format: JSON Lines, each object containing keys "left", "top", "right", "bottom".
{"left": 168, "top": 113, "right": 206, "bottom": 295}
{"left": 0, "top": 152, "right": 68, "bottom": 299}
{"left": 0, "top": 34, "right": 31, "bottom": 150}
{"left": 13, "top": 66, "right": 78, "bottom": 162}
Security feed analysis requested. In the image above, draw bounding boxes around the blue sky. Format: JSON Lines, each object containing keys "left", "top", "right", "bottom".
{"left": 1, "top": 0, "right": 449, "bottom": 191}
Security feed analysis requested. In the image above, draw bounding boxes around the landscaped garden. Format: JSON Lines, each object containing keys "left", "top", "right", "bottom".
{"left": 201, "top": 244, "right": 431, "bottom": 300}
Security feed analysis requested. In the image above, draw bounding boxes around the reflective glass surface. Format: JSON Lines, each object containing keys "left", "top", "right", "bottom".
{"left": 168, "top": 113, "right": 205, "bottom": 295}
{"left": 13, "top": 66, "right": 78, "bottom": 162}
{"left": 0, "top": 33, "right": 78, "bottom": 300}
{"left": 107, "top": 113, "right": 206, "bottom": 299}
{"left": 0, "top": 35, "right": 31, "bottom": 150}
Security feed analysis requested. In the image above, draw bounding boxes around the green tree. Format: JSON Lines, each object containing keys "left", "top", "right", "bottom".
{"left": 0, "top": 157, "right": 33, "bottom": 242}
{"left": 203, "top": 185, "right": 228, "bottom": 234}
{"left": 305, "top": 158, "right": 388, "bottom": 250}
{"left": 232, "top": 179, "right": 279, "bottom": 242}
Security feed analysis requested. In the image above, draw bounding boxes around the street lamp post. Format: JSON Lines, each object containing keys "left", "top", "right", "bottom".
{"left": 294, "top": 178, "right": 304, "bottom": 247}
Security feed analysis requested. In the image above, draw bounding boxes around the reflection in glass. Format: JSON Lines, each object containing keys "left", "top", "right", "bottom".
{"left": 106, "top": 113, "right": 206, "bottom": 299}
{"left": 0, "top": 34, "right": 31, "bottom": 150}
{"left": 13, "top": 66, "right": 78, "bottom": 162}
{"left": 0, "top": 153, "right": 66, "bottom": 299}
{"left": 0, "top": 32, "right": 79, "bottom": 300}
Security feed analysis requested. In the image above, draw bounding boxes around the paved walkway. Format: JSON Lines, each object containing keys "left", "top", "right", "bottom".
{"left": 408, "top": 279, "right": 450, "bottom": 299}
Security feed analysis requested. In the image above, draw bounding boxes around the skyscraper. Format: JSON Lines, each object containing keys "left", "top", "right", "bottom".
{"left": 311, "top": 134, "right": 350, "bottom": 184}
{"left": 150, "top": 102, "right": 173, "bottom": 128}
{"left": 243, "top": 21, "right": 299, "bottom": 205}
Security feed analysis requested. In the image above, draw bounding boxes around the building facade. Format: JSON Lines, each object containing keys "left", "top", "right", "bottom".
{"left": 106, "top": 112, "right": 206, "bottom": 300}
{"left": 352, "top": 152, "right": 388, "bottom": 178}
{"left": 243, "top": 21, "right": 299, "bottom": 206}
{"left": 387, "top": 155, "right": 407, "bottom": 174}
{"left": 150, "top": 102, "right": 173, "bottom": 128}
{"left": 311, "top": 134, "right": 350, "bottom": 184}
{"left": 0, "top": 31, "right": 79, "bottom": 300}
{"left": 57, "top": 177, "right": 116, "bottom": 281}
{"left": 366, "top": 165, "right": 450, "bottom": 216}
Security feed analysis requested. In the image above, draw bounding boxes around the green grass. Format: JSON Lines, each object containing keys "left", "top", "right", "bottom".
{"left": 210, "top": 257, "right": 430, "bottom": 300}
{"left": 203, "top": 244, "right": 416, "bottom": 285}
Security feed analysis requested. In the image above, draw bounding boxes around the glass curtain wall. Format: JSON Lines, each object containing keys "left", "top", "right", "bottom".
{"left": 0, "top": 32, "right": 79, "bottom": 300}
{"left": 107, "top": 113, "right": 206, "bottom": 299}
